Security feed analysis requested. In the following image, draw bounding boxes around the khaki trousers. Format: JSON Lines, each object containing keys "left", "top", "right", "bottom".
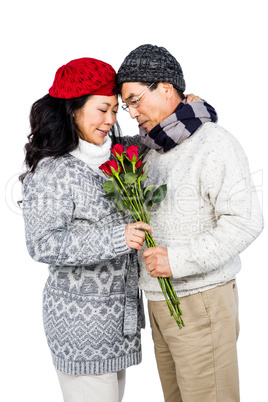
{"left": 148, "top": 280, "right": 240, "bottom": 402}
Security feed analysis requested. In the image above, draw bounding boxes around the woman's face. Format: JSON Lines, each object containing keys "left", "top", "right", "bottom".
{"left": 74, "top": 95, "right": 118, "bottom": 145}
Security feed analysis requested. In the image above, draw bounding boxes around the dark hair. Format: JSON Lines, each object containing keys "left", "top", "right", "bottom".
{"left": 20, "top": 94, "right": 121, "bottom": 182}
{"left": 116, "top": 81, "right": 185, "bottom": 100}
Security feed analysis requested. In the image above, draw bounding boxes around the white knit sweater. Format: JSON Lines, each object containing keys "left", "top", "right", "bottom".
{"left": 138, "top": 122, "right": 263, "bottom": 300}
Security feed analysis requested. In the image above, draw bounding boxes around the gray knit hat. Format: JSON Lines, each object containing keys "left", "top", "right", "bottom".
{"left": 116, "top": 44, "right": 186, "bottom": 92}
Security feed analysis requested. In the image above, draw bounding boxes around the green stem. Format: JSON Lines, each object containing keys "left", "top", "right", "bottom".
{"left": 121, "top": 158, "right": 127, "bottom": 174}
{"left": 138, "top": 177, "right": 151, "bottom": 224}
{"left": 115, "top": 176, "right": 143, "bottom": 221}
{"left": 145, "top": 232, "right": 184, "bottom": 329}
{"left": 134, "top": 183, "right": 147, "bottom": 222}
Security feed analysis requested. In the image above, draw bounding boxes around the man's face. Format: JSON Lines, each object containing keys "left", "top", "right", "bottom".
{"left": 121, "top": 82, "right": 170, "bottom": 133}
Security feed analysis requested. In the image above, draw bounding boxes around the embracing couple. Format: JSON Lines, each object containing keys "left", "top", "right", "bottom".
{"left": 21, "top": 45, "right": 263, "bottom": 402}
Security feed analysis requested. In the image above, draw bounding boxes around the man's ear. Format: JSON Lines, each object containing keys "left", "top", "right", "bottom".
{"left": 160, "top": 82, "right": 173, "bottom": 100}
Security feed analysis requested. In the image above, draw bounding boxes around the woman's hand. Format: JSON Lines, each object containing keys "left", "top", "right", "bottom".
{"left": 125, "top": 222, "right": 152, "bottom": 250}
{"left": 185, "top": 93, "right": 201, "bottom": 103}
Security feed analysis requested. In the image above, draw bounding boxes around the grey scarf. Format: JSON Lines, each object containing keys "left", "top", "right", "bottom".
{"left": 139, "top": 99, "right": 218, "bottom": 153}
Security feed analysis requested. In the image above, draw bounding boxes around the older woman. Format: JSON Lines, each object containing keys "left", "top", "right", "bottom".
{"left": 21, "top": 58, "right": 151, "bottom": 402}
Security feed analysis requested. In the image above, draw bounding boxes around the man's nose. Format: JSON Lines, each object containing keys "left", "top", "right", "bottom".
{"left": 129, "top": 106, "right": 140, "bottom": 119}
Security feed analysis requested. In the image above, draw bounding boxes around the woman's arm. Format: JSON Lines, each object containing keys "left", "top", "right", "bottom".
{"left": 22, "top": 159, "right": 150, "bottom": 266}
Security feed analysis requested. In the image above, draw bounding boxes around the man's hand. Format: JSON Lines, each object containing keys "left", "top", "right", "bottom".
{"left": 185, "top": 93, "right": 201, "bottom": 103}
{"left": 142, "top": 246, "right": 172, "bottom": 277}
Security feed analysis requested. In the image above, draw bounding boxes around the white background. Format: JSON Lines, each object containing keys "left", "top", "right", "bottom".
{"left": 1, "top": 1, "right": 267, "bottom": 401}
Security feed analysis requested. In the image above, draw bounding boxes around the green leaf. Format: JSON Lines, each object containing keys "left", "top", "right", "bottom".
{"left": 102, "top": 181, "right": 115, "bottom": 193}
{"left": 144, "top": 199, "right": 154, "bottom": 208}
{"left": 103, "top": 192, "right": 115, "bottom": 198}
{"left": 124, "top": 173, "right": 138, "bottom": 184}
{"left": 139, "top": 173, "right": 148, "bottom": 182}
{"left": 116, "top": 199, "right": 127, "bottom": 211}
{"left": 123, "top": 159, "right": 133, "bottom": 173}
{"left": 112, "top": 177, "right": 122, "bottom": 192}
{"left": 144, "top": 184, "right": 154, "bottom": 199}
{"left": 151, "top": 184, "right": 167, "bottom": 204}
{"left": 137, "top": 162, "right": 146, "bottom": 176}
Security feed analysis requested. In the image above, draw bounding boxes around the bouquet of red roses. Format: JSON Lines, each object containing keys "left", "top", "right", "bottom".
{"left": 99, "top": 144, "right": 184, "bottom": 329}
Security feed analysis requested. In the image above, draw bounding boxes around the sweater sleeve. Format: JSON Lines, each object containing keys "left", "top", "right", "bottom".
{"left": 22, "top": 160, "right": 131, "bottom": 267}
{"left": 168, "top": 130, "right": 263, "bottom": 279}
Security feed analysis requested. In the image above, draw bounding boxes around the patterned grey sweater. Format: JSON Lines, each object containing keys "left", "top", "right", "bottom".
{"left": 22, "top": 151, "right": 145, "bottom": 376}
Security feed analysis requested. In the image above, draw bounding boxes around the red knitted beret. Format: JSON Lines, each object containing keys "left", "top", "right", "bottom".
{"left": 49, "top": 58, "right": 116, "bottom": 99}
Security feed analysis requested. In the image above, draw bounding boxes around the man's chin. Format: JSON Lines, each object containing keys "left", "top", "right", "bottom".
{"left": 140, "top": 123, "right": 151, "bottom": 133}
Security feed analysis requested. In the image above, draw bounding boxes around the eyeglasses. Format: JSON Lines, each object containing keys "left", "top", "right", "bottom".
{"left": 122, "top": 83, "right": 155, "bottom": 112}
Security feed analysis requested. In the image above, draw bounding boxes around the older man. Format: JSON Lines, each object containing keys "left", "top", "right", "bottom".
{"left": 116, "top": 44, "right": 263, "bottom": 402}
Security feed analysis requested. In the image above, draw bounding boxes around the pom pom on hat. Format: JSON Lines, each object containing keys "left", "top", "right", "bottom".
{"left": 117, "top": 44, "right": 186, "bottom": 92}
{"left": 49, "top": 58, "right": 116, "bottom": 99}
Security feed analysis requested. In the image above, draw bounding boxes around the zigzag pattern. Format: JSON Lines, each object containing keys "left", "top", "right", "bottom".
{"left": 22, "top": 155, "right": 143, "bottom": 375}
{"left": 43, "top": 284, "right": 142, "bottom": 374}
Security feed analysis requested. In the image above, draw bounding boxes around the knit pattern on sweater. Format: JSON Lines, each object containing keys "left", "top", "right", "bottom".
{"left": 22, "top": 155, "right": 145, "bottom": 375}
{"left": 138, "top": 122, "right": 263, "bottom": 299}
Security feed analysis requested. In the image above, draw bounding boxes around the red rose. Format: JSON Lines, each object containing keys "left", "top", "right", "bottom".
{"left": 99, "top": 160, "right": 121, "bottom": 177}
{"left": 111, "top": 144, "right": 124, "bottom": 160}
{"left": 126, "top": 145, "right": 139, "bottom": 163}
{"left": 135, "top": 160, "right": 142, "bottom": 169}
{"left": 135, "top": 159, "right": 144, "bottom": 175}
{"left": 99, "top": 161, "right": 113, "bottom": 177}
